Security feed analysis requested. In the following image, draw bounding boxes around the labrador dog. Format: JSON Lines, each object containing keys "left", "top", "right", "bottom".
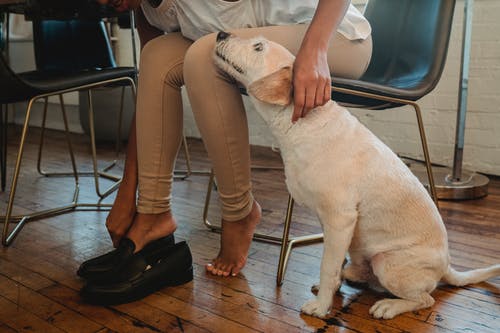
{"left": 213, "top": 32, "right": 500, "bottom": 319}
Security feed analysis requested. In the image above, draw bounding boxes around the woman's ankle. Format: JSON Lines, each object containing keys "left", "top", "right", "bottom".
{"left": 115, "top": 180, "right": 137, "bottom": 201}
{"left": 126, "top": 211, "right": 177, "bottom": 252}
{"left": 207, "top": 201, "right": 261, "bottom": 276}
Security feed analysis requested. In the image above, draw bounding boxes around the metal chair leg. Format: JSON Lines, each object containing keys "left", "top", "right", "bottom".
{"left": 173, "top": 134, "right": 211, "bottom": 180}
{"left": 1, "top": 97, "right": 80, "bottom": 246}
{"left": 331, "top": 86, "right": 440, "bottom": 209}
{"left": 115, "top": 86, "right": 125, "bottom": 158}
{"left": 411, "top": 102, "right": 439, "bottom": 209}
{"left": 36, "top": 94, "right": 117, "bottom": 181}
{"left": 173, "top": 135, "right": 192, "bottom": 180}
{"left": 87, "top": 89, "right": 122, "bottom": 199}
{"left": 203, "top": 169, "right": 323, "bottom": 286}
{"left": 36, "top": 86, "right": 133, "bottom": 200}
{"left": 0, "top": 103, "right": 6, "bottom": 192}
{"left": 1, "top": 77, "right": 136, "bottom": 247}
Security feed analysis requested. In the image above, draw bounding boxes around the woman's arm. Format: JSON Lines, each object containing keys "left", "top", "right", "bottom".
{"left": 135, "top": 6, "right": 164, "bottom": 49}
{"left": 292, "top": 0, "right": 350, "bottom": 122}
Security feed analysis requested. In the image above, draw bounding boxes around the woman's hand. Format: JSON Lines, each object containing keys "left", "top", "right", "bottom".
{"left": 291, "top": 0, "right": 350, "bottom": 122}
{"left": 292, "top": 46, "right": 331, "bottom": 122}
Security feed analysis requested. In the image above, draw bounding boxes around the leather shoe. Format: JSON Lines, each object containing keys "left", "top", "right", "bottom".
{"left": 77, "top": 234, "right": 175, "bottom": 282}
{"left": 80, "top": 241, "right": 193, "bottom": 305}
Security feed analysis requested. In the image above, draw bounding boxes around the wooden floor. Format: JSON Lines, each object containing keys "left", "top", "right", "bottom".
{"left": 0, "top": 127, "right": 499, "bottom": 333}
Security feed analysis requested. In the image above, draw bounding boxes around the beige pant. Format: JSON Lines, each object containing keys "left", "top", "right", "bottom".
{"left": 136, "top": 24, "right": 372, "bottom": 221}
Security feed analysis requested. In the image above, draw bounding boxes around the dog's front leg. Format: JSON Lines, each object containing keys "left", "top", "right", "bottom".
{"left": 301, "top": 210, "right": 357, "bottom": 318}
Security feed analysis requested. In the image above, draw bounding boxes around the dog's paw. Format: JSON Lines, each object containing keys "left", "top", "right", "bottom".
{"left": 369, "top": 299, "right": 402, "bottom": 319}
{"left": 301, "top": 298, "right": 330, "bottom": 318}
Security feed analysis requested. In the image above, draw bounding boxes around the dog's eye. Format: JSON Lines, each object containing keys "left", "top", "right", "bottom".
{"left": 253, "top": 42, "right": 264, "bottom": 52}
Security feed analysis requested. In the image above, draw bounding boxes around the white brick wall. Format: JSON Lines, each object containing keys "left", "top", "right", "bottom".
{"left": 184, "top": 0, "right": 500, "bottom": 176}
{"left": 9, "top": 0, "right": 500, "bottom": 176}
{"left": 352, "top": 0, "right": 500, "bottom": 176}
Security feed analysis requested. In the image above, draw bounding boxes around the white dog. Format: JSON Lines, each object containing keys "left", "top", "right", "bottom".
{"left": 213, "top": 32, "right": 500, "bottom": 319}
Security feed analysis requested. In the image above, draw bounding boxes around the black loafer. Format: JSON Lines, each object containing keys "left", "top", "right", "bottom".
{"left": 77, "top": 234, "right": 175, "bottom": 282}
{"left": 80, "top": 241, "right": 193, "bottom": 305}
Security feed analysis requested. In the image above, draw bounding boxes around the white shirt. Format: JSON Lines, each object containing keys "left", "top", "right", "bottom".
{"left": 141, "top": 0, "right": 371, "bottom": 41}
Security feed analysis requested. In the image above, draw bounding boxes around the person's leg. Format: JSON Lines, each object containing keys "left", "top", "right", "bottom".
{"left": 125, "top": 33, "right": 193, "bottom": 252}
{"left": 184, "top": 25, "right": 371, "bottom": 276}
{"left": 184, "top": 34, "right": 261, "bottom": 277}
{"left": 105, "top": 113, "right": 138, "bottom": 248}
{"left": 229, "top": 25, "right": 372, "bottom": 79}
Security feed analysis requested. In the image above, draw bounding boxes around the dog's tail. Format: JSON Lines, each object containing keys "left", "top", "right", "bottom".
{"left": 441, "top": 264, "right": 500, "bottom": 286}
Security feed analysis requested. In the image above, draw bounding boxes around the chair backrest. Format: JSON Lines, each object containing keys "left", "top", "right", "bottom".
{"left": 0, "top": 51, "right": 36, "bottom": 104}
{"left": 32, "top": 19, "right": 116, "bottom": 71}
{"left": 361, "top": 0, "right": 456, "bottom": 95}
{"left": 0, "top": 13, "right": 4, "bottom": 51}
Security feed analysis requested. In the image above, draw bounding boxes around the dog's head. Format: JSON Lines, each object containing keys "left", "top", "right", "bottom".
{"left": 214, "top": 31, "right": 294, "bottom": 106}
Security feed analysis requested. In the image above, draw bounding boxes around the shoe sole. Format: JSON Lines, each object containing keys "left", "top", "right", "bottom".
{"left": 81, "top": 266, "right": 193, "bottom": 306}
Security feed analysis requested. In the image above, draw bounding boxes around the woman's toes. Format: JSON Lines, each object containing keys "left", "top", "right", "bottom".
{"left": 219, "top": 264, "right": 232, "bottom": 277}
{"left": 230, "top": 266, "right": 242, "bottom": 276}
{"left": 206, "top": 263, "right": 216, "bottom": 273}
{"left": 206, "top": 262, "right": 232, "bottom": 277}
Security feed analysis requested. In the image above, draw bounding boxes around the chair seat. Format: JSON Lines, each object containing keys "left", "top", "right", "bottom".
{"left": 331, "top": 76, "right": 434, "bottom": 110}
{"left": 19, "top": 66, "right": 136, "bottom": 93}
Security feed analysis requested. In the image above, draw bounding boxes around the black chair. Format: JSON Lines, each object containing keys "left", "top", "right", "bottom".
{"left": 203, "top": 0, "right": 456, "bottom": 285}
{"left": 32, "top": 19, "right": 133, "bottom": 198}
{"left": 330, "top": 0, "right": 456, "bottom": 209}
{"left": 0, "top": 18, "right": 136, "bottom": 246}
{"left": 0, "top": 11, "right": 7, "bottom": 191}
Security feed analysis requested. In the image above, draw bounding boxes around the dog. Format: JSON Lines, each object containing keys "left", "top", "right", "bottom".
{"left": 213, "top": 31, "right": 500, "bottom": 319}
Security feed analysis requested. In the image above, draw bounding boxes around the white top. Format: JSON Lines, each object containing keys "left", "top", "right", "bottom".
{"left": 141, "top": 0, "right": 371, "bottom": 41}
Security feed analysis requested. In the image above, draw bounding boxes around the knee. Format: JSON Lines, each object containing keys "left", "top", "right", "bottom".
{"left": 140, "top": 34, "right": 189, "bottom": 70}
{"left": 140, "top": 36, "right": 168, "bottom": 68}
{"left": 184, "top": 33, "right": 217, "bottom": 82}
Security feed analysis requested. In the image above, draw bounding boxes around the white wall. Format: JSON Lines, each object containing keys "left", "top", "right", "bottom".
{"left": 183, "top": 0, "right": 500, "bottom": 176}
{"left": 7, "top": 0, "right": 500, "bottom": 175}
{"left": 347, "top": 0, "right": 500, "bottom": 176}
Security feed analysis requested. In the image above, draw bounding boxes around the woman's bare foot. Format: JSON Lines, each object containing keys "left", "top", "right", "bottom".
{"left": 125, "top": 211, "right": 177, "bottom": 253}
{"left": 106, "top": 183, "right": 137, "bottom": 248}
{"left": 206, "top": 201, "right": 261, "bottom": 277}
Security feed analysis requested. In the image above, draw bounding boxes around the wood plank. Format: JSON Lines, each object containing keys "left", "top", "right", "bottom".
{"left": 39, "top": 284, "right": 195, "bottom": 333}
{"left": 0, "top": 295, "right": 66, "bottom": 333}
{"left": 0, "top": 128, "right": 499, "bottom": 333}
{"left": 0, "top": 275, "right": 102, "bottom": 333}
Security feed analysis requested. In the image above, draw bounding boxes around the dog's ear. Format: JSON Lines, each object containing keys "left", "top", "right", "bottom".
{"left": 248, "top": 66, "right": 292, "bottom": 106}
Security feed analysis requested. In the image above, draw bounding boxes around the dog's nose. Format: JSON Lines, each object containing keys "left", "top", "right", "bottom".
{"left": 217, "top": 31, "right": 230, "bottom": 42}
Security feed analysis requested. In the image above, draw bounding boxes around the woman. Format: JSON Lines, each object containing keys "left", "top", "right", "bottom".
{"left": 93, "top": 0, "right": 371, "bottom": 277}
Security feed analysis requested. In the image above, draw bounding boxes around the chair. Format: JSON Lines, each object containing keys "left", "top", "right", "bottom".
{"left": 331, "top": 0, "right": 456, "bottom": 209}
{"left": 0, "top": 18, "right": 136, "bottom": 246}
{"left": 32, "top": 19, "right": 132, "bottom": 199}
{"left": 1, "top": 10, "right": 9, "bottom": 191}
{"left": 203, "top": 0, "right": 456, "bottom": 285}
